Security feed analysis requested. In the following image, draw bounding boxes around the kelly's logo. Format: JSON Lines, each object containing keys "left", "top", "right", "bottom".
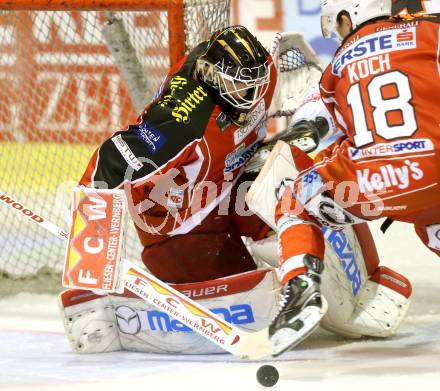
{"left": 356, "top": 160, "right": 424, "bottom": 194}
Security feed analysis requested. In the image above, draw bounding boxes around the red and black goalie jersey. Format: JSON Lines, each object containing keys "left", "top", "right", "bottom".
{"left": 80, "top": 42, "right": 276, "bottom": 248}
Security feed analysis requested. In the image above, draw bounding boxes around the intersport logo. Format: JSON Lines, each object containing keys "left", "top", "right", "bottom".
{"left": 348, "top": 139, "right": 434, "bottom": 160}
{"left": 356, "top": 160, "right": 423, "bottom": 193}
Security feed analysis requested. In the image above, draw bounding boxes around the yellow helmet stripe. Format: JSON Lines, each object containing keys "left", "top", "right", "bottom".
{"left": 232, "top": 31, "right": 256, "bottom": 61}
{"left": 218, "top": 39, "right": 243, "bottom": 65}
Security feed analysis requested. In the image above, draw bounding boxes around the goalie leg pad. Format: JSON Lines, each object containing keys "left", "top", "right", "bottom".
{"left": 319, "top": 226, "right": 369, "bottom": 337}
{"left": 320, "top": 226, "right": 412, "bottom": 338}
{"left": 59, "top": 290, "right": 122, "bottom": 353}
{"left": 114, "top": 268, "right": 279, "bottom": 354}
{"left": 59, "top": 269, "right": 279, "bottom": 355}
{"left": 322, "top": 266, "right": 411, "bottom": 338}
{"left": 321, "top": 262, "right": 412, "bottom": 338}
{"left": 358, "top": 266, "right": 412, "bottom": 337}
{"left": 245, "top": 234, "right": 279, "bottom": 268}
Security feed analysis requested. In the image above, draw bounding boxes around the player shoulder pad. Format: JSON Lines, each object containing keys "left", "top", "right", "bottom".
{"left": 390, "top": 12, "right": 440, "bottom": 24}
{"left": 92, "top": 77, "right": 216, "bottom": 188}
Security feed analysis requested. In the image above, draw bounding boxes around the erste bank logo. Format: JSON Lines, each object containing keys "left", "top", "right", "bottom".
{"left": 332, "top": 27, "right": 417, "bottom": 76}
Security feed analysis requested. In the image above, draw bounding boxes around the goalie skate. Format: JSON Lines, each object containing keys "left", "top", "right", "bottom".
{"left": 269, "top": 255, "right": 327, "bottom": 356}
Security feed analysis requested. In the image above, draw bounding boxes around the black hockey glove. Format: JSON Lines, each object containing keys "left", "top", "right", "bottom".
{"left": 245, "top": 117, "right": 329, "bottom": 174}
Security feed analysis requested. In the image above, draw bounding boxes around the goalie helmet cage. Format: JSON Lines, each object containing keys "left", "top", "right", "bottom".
{"left": 0, "top": 0, "right": 231, "bottom": 295}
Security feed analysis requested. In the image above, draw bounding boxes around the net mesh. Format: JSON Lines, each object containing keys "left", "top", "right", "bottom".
{"left": 278, "top": 48, "right": 315, "bottom": 73}
{"left": 0, "top": 0, "right": 230, "bottom": 295}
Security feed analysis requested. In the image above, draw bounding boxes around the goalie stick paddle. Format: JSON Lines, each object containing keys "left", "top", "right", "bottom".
{"left": 0, "top": 189, "right": 273, "bottom": 360}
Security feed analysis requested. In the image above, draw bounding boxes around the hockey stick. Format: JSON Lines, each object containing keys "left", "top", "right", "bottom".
{"left": 0, "top": 190, "right": 273, "bottom": 360}
{"left": 102, "top": 13, "right": 152, "bottom": 112}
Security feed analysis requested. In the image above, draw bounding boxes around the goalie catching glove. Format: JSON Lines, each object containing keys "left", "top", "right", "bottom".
{"left": 245, "top": 117, "right": 329, "bottom": 174}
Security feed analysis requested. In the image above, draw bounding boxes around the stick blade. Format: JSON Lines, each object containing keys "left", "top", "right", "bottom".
{"left": 234, "top": 327, "right": 273, "bottom": 360}
{"left": 271, "top": 297, "right": 328, "bottom": 357}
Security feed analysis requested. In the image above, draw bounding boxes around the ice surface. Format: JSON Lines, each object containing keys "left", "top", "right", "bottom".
{"left": 2, "top": 220, "right": 440, "bottom": 391}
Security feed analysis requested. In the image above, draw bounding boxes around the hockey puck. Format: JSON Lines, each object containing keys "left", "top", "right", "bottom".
{"left": 256, "top": 364, "right": 279, "bottom": 387}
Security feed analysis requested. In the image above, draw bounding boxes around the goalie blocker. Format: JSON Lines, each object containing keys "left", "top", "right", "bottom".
{"left": 63, "top": 187, "right": 127, "bottom": 293}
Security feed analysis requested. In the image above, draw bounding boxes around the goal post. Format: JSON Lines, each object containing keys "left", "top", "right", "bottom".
{"left": 0, "top": 0, "right": 231, "bottom": 295}
{"left": 3, "top": 0, "right": 188, "bottom": 70}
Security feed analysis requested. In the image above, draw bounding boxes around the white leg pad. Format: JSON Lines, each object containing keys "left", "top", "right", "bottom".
{"left": 319, "top": 227, "right": 368, "bottom": 337}
{"left": 246, "top": 217, "right": 412, "bottom": 339}
{"left": 318, "top": 227, "right": 411, "bottom": 338}
{"left": 245, "top": 235, "right": 279, "bottom": 268}
{"left": 113, "top": 269, "right": 279, "bottom": 354}
{"left": 59, "top": 291, "right": 122, "bottom": 353}
{"left": 321, "top": 277, "right": 411, "bottom": 338}
{"left": 59, "top": 269, "right": 279, "bottom": 355}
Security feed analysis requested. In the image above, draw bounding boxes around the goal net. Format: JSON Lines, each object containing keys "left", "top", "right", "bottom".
{"left": 0, "top": 0, "right": 231, "bottom": 295}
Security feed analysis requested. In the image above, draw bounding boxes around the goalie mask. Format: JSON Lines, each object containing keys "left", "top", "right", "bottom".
{"left": 196, "top": 25, "right": 271, "bottom": 125}
{"left": 321, "top": 0, "right": 392, "bottom": 39}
